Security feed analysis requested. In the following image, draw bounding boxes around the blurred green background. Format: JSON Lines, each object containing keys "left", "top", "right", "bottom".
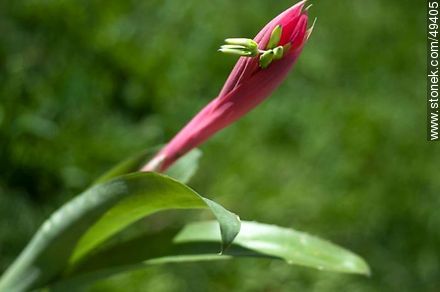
{"left": 0, "top": 0, "right": 436, "bottom": 291}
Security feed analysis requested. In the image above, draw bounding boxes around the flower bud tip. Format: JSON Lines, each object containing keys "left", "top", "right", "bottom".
{"left": 306, "top": 18, "right": 317, "bottom": 40}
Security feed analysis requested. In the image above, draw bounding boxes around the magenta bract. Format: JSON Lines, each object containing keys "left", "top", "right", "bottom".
{"left": 143, "top": 1, "right": 310, "bottom": 172}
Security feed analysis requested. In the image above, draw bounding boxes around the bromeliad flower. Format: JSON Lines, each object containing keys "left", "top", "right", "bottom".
{"left": 143, "top": 0, "right": 315, "bottom": 172}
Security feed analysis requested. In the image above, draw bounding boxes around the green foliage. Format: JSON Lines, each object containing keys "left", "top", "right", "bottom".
{"left": 52, "top": 220, "right": 368, "bottom": 291}
{"left": 0, "top": 172, "right": 240, "bottom": 291}
{"left": 0, "top": 148, "right": 367, "bottom": 291}
{"left": 175, "top": 221, "right": 370, "bottom": 275}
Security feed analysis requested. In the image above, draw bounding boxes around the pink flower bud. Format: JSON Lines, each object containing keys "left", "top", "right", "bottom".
{"left": 143, "top": 0, "right": 311, "bottom": 172}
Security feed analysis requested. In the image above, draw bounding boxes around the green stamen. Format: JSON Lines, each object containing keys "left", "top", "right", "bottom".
{"left": 219, "top": 25, "right": 288, "bottom": 69}
{"left": 273, "top": 46, "right": 284, "bottom": 60}
{"left": 259, "top": 50, "right": 274, "bottom": 69}
{"left": 225, "top": 38, "right": 258, "bottom": 50}
{"left": 218, "top": 48, "right": 254, "bottom": 57}
{"left": 267, "top": 25, "right": 282, "bottom": 49}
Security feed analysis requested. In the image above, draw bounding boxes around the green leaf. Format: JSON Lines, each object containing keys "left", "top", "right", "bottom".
{"left": 0, "top": 173, "right": 240, "bottom": 292}
{"left": 71, "top": 178, "right": 238, "bottom": 266}
{"left": 94, "top": 147, "right": 202, "bottom": 184}
{"left": 49, "top": 230, "right": 251, "bottom": 291}
{"left": 202, "top": 198, "right": 240, "bottom": 252}
{"left": 51, "top": 220, "right": 369, "bottom": 291}
{"left": 175, "top": 221, "right": 371, "bottom": 275}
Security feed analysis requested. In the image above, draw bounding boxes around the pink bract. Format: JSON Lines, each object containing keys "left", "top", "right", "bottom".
{"left": 143, "top": 1, "right": 310, "bottom": 172}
